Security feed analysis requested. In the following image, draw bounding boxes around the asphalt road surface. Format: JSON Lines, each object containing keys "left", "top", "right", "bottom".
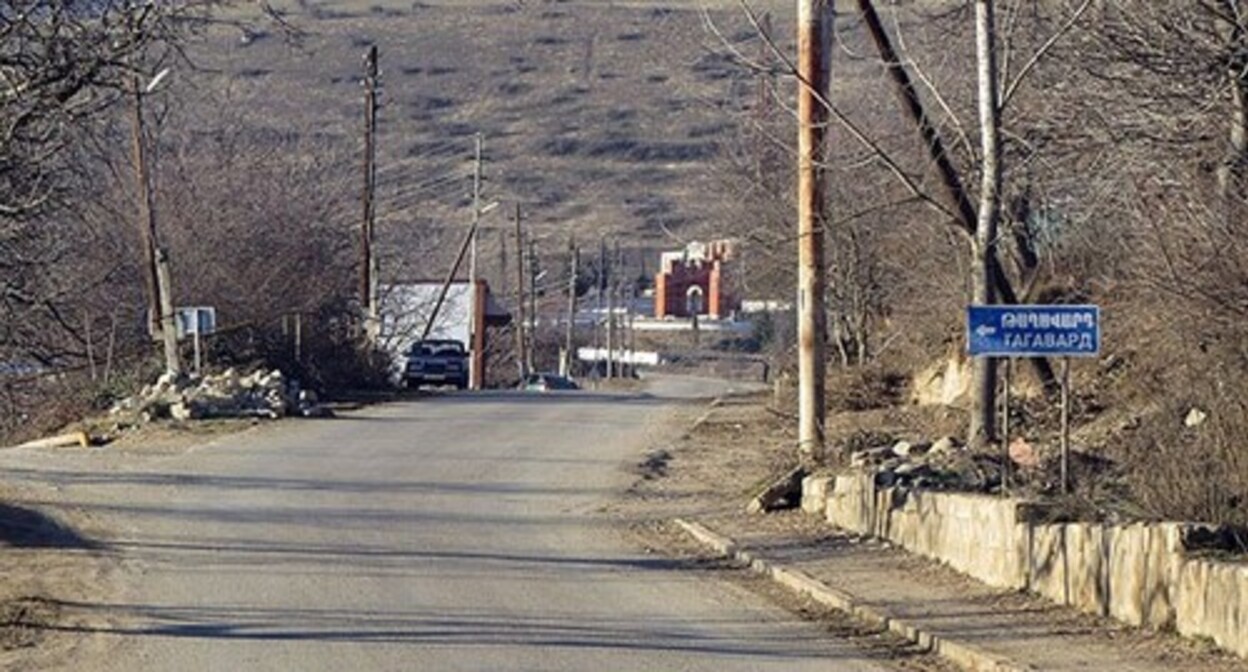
{"left": 3, "top": 377, "right": 892, "bottom": 671}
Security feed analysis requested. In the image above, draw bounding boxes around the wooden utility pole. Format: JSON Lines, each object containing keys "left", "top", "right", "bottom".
{"left": 84, "top": 311, "right": 96, "bottom": 381}
{"left": 130, "top": 75, "right": 181, "bottom": 376}
{"left": 130, "top": 77, "right": 160, "bottom": 340}
{"left": 755, "top": 11, "right": 775, "bottom": 179}
{"left": 970, "top": 0, "right": 1003, "bottom": 448}
{"left": 606, "top": 276, "right": 615, "bottom": 380}
{"left": 758, "top": 12, "right": 774, "bottom": 115}
{"left": 155, "top": 249, "right": 180, "bottom": 376}
{"left": 469, "top": 134, "right": 483, "bottom": 297}
{"left": 421, "top": 213, "right": 480, "bottom": 342}
{"left": 527, "top": 234, "right": 538, "bottom": 372}
{"left": 294, "top": 313, "right": 303, "bottom": 364}
{"left": 564, "top": 238, "right": 579, "bottom": 377}
{"left": 513, "top": 204, "right": 528, "bottom": 381}
{"left": 796, "top": 0, "right": 832, "bottom": 458}
{"left": 625, "top": 284, "right": 636, "bottom": 378}
{"left": 361, "top": 45, "right": 379, "bottom": 343}
{"left": 594, "top": 238, "right": 606, "bottom": 378}
{"left": 613, "top": 241, "right": 625, "bottom": 378}
{"left": 468, "top": 133, "right": 483, "bottom": 389}
{"left": 497, "top": 228, "right": 509, "bottom": 296}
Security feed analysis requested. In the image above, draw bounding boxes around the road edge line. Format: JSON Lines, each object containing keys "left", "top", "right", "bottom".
{"left": 672, "top": 518, "right": 1032, "bottom": 672}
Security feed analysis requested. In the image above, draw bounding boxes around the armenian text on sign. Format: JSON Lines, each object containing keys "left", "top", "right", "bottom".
{"left": 967, "top": 305, "right": 1100, "bottom": 357}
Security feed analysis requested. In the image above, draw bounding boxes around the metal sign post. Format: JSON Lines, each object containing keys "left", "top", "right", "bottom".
{"left": 967, "top": 305, "right": 1100, "bottom": 495}
{"left": 1001, "top": 357, "right": 1012, "bottom": 495}
{"left": 1060, "top": 357, "right": 1071, "bottom": 494}
{"left": 175, "top": 307, "right": 217, "bottom": 376}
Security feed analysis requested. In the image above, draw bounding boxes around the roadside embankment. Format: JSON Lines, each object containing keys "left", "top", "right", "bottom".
{"left": 809, "top": 472, "right": 1248, "bottom": 660}
{"left": 623, "top": 391, "right": 1247, "bottom": 671}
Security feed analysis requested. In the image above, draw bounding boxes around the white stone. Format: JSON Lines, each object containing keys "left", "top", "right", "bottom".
{"left": 1184, "top": 408, "right": 1208, "bottom": 428}
{"left": 930, "top": 436, "right": 960, "bottom": 455}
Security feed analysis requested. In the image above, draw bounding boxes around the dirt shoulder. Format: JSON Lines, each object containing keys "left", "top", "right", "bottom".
{"left": 0, "top": 413, "right": 296, "bottom": 670}
{"left": 0, "top": 479, "right": 118, "bottom": 671}
{"left": 612, "top": 394, "right": 956, "bottom": 671}
{"left": 612, "top": 391, "right": 1248, "bottom": 671}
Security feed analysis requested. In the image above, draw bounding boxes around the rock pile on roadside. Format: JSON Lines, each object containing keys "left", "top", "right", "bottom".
{"left": 110, "top": 368, "right": 332, "bottom": 422}
{"left": 849, "top": 437, "right": 1009, "bottom": 493}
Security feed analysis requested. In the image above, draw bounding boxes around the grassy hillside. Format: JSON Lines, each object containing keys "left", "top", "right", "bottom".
{"left": 181, "top": 0, "right": 795, "bottom": 281}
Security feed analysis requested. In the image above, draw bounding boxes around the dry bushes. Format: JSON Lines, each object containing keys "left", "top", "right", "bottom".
{"left": 1118, "top": 387, "right": 1248, "bottom": 528}
{"left": 1097, "top": 193, "right": 1248, "bottom": 527}
{"left": 825, "top": 364, "right": 907, "bottom": 413}
{"left": 704, "top": 2, "right": 1248, "bottom": 526}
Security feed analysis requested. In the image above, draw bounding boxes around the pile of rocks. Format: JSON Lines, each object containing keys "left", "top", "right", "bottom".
{"left": 111, "top": 368, "right": 331, "bottom": 422}
{"left": 849, "top": 437, "right": 1008, "bottom": 493}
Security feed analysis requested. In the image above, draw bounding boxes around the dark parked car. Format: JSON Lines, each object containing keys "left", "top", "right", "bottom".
{"left": 405, "top": 340, "right": 468, "bottom": 390}
{"left": 519, "top": 373, "right": 580, "bottom": 392}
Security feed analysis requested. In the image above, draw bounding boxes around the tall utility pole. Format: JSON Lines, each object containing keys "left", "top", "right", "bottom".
{"left": 627, "top": 284, "right": 637, "bottom": 379}
{"left": 513, "top": 203, "right": 528, "bottom": 381}
{"left": 468, "top": 133, "right": 483, "bottom": 389}
{"left": 796, "top": 0, "right": 832, "bottom": 458}
{"left": 755, "top": 11, "right": 775, "bottom": 178}
{"left": 606, "top": 275, "right": 615, "bottom": 380}
{"left": 469, "top": 134, "right": 483, "bottom": 295}
{"left": 130, "top": 75, "right": 180, "bottom": 376}
{"left": 758, "top": 12, "right": 774, "bottom": 114}
{"left": 155, "top": 249, "right": 179, "bottom": 375}
{"left": 361, "top": 45, "right": 379, "bottom": 344}
{"left": 420, "top": 212, "right": 480, "bottom": 342}
{"left": 564, "top": 238, "right": 578, "bottom": 377}
{"left": 969, "top": 0, "right": 1002, "bottom": 448}
{"left": 497, "top": 228, "right": 509, "bottom": 297}
{"left": 527, "top": 234, "right": 538, "bottom": 372}
{"left": 595, "top": 238, "right": 607, "bottom": 378}
{"left": 612, "top": 241, "right": 624, "bottom": 378}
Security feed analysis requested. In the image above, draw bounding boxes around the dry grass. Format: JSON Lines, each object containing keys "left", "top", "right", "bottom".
{"left": 184, "top": 0, "right": 790, "bottom": 272}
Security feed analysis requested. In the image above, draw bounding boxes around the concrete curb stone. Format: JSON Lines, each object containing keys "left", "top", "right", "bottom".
{"left": 673, "top": 518, "right": 1036, "bottom": 672}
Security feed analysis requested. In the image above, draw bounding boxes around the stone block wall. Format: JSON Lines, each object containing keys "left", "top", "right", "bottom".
{"left": 819, "top": 473, "right": 1248, "bottom": 659}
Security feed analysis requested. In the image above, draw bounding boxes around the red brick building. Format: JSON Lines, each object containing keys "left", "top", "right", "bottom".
{"left": 653, "top": 240, "right": 738, "bottom": 319}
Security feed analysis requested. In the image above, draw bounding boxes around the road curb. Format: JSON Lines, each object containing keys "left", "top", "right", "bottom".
{"left": 673, "top": 518, "right": 1034, "bottom": 672}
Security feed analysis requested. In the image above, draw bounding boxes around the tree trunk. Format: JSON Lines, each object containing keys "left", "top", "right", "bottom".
{"left": 856, "top": 0, "right": 1057, "bottom": 396}
{"left": 969, "top": 0, "right": 1002, "bottom": 449}
{"left": 1218, "top": 10, "right": 1248, "bottom": 226}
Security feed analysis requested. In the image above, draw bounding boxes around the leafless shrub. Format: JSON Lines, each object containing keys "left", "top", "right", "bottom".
{"left": 825, "top": 364, "right": 907, "bottom": 412}
{"left": 1116, "top": 375, "right": 1248, "bottom": 527}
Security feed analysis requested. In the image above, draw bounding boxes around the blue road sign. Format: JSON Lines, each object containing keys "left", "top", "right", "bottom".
{"left": 967, "top": 305, "right": 1100, "bottom": 357}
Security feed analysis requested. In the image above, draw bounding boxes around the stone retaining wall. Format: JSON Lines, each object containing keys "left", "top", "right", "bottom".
{"left": 806, "top": 473, "right": 1248, "bottom": 659}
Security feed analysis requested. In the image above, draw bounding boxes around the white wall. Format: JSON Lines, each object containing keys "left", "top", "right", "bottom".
{"left": 378, "top": 283, "right": 472, "bottom": 359}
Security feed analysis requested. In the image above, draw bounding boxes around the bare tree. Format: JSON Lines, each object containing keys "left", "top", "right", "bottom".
{"left": 969, "top": 0, "right": 1003, "bottom": 448}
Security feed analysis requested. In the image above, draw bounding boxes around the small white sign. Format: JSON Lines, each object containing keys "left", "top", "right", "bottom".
{"left": 175, "top": 307, "right": 217, "bottom": 339}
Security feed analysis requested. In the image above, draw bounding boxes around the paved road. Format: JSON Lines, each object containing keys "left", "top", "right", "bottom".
{"left": 3, "top": 378, "right": 890, "bottom": 671}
